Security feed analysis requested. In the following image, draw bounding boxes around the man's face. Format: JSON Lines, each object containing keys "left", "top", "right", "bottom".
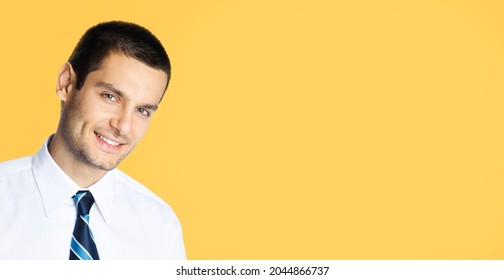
{"left": 59, "top": 53, "right": 167, "bottom": 171}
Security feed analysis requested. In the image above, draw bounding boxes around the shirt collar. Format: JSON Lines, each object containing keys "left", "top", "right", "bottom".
{"left": 32, "top": 135, "right": 116, "bottom": 223}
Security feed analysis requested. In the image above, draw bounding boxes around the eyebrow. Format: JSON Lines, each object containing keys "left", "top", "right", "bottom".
{"left": 95, "top": 81, "right": 159, "bottom": 112}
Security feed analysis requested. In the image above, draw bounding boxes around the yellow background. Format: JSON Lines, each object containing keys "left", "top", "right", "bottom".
{"left": 1, "top": 0, "right": 504, "bottom": 259}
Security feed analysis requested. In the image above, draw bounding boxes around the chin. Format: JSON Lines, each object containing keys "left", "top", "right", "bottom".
{"left": 83, "top": 156, "right": 121, "bottom": 171}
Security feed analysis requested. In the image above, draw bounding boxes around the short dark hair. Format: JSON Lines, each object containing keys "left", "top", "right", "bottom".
{"left": 69, "top": 21, "right": 171, "bottom": 96}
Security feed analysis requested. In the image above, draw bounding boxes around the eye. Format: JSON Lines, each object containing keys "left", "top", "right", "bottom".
{"left": 137, "top": 108, "right": 151, "bottom": 117}
{"left": 102, "top": 93, "right": 117, "bottom": 102}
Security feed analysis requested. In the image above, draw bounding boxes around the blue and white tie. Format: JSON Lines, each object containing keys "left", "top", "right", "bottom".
{"left": 69, "top": 190, "right": 100, "bottom": 260}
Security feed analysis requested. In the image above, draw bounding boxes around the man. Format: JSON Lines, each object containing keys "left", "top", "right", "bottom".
{"left": 0, "top": 21, "right": 186, "bottom": 259}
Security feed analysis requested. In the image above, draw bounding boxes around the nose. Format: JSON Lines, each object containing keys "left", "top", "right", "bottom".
{"left": 110, "top": 109, "right": 133, "bottom": 136}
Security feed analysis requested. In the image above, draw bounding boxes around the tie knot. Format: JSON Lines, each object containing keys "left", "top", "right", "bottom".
{"left": 73, "top": 191, "right": 95, "bottom": 216}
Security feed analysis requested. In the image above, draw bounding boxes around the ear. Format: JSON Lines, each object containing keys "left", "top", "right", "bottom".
{"left": 56, "top": 62, "right": 77, "bottom": 102}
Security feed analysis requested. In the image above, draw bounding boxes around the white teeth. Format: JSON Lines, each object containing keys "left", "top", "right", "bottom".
{"left": 97, "top": 134, "right": 120, "bottom": 146}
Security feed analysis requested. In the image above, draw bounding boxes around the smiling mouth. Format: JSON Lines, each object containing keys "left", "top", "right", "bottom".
{"left": 94, "top": 132, "right": 121, "bottom": 146}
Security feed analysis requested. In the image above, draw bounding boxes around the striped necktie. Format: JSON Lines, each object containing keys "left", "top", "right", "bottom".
{"left": 69, "top": 190, "right": 100, "bottom": 260}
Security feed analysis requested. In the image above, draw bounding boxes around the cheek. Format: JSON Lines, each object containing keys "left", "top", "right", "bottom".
{"left": 62, "top": 99, "right": 85, "bottom": 127}
{"left": 82, "top": 100, "right": 117, "bottom": 125}
{"left": 131, "top": 119, "right": 151, "bottom": 141}
{"left": 69, "top": 96, "right": 103, "bottom": 122}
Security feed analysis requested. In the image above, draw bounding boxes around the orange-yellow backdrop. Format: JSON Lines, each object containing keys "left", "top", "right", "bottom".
{"left": 1, "top": 0, "right": 504, "bottom": 259}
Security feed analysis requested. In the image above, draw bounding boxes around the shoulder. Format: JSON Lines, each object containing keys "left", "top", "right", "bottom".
{"left": 112, "top": 169, "right": 167, "bottom": 204}
{"left": 0, "top": 156, "right": 32, "bottom": 178}
{"left": 107, "top": 169, "right": 186, "bottom": 259}
{"left": 112, "top": 169, "right": 178, "bottom": 218}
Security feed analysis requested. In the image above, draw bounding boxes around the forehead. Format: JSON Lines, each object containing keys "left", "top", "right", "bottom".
{"left": 84, "top": 53, "right": 168, "bottom": 104}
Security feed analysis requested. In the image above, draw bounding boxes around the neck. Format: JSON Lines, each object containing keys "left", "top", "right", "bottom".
{"left": 48, "top": 133, "right": 107, "bottom": 188}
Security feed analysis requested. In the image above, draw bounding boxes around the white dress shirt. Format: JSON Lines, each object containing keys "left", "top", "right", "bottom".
{"left": 0, "top": 136, "right": 186, "bottom": 259}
